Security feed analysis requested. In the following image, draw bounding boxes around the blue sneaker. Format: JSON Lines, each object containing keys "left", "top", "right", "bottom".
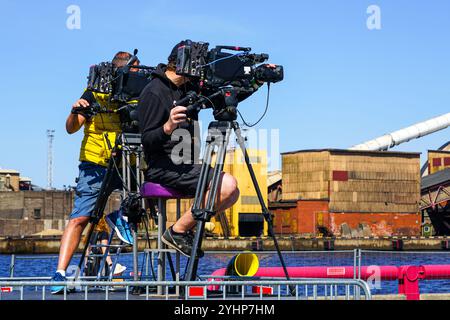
{"left": 105, "top": 210, "right": 134, "bottom": 245}
{"left": 50, "top": 272, "right": 67, "bottom": 295}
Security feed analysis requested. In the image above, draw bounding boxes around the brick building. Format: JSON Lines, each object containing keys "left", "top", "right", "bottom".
{"left": 0, "top": 191, "right": 121, "bottom": 237}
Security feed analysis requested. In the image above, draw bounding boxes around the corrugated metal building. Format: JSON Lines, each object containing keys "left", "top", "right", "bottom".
{"left": 272, "top": 149, "right": 421, "bottom": 237}
{"left": 428, "top": 150, "right": 450, "bottom": 175}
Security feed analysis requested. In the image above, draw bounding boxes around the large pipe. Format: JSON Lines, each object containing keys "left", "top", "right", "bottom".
{"left": 211, "top": 264, "right": 450, "bottom": 280}
{"left": 350, "top": 113, "right": 450, "bottom": 151}
{"left": 208, "top": 264, "right": 450, "bottom": 300}
{"left": 209, "top": 265, "right": 399, "bottom": 282}
{"left": 226, "top": 252, "right": 259, "bottom": 277}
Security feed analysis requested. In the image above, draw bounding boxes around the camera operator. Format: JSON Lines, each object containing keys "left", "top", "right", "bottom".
{"left": 137, "top": 40, "right": 261, "bottom": 257}
{"left": 50, "top": 52, "right": 139, "bottom": 295}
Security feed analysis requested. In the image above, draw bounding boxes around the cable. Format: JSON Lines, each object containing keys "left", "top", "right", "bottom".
{"left": 198, "top": 94, "right": 217, "bottom": 111}
{"left": 237, "top": 83, "right": 271, "bottom": 128}
{"left": 200, "top": 52, "right": 247, "bottom": 68}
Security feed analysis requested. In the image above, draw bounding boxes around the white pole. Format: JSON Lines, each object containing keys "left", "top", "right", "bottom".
{"left": 350, "top": 113, "right": 450, "bottom": 151}
{"left": 47, "top": 129, "right": 55, "bottom": 190}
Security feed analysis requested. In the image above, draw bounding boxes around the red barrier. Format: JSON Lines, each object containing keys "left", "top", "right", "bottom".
{"left": 208, "top": 264, "right": 450, "bottom": 300}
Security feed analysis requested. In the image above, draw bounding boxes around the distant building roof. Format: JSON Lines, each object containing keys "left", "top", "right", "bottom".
{"left": 19, "top": 177, "right": 32, "bottom": 182}
{"left": 421, "top": 168, "right": 450, "bottom": 191}
{"left": 0, "top": 169, "right": 20, "bottom": 174}
{"left": 281, "top": 148, "right": 421, "bottom": 157}
{"left": 268, "top": 170, "right": 282, "bottom": 187}
{"left": 31, "top": 184, "right": 45, "bottom": 191}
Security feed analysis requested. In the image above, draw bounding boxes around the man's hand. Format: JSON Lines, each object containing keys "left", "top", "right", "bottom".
{"left": 66, "top": 99, "right": 90, "bottom": 134}
{"left": 72, "top": 99, "right": 90, "bottom": 110}
{"left": 163, "top": 106, "right": 187, "bottom": 135}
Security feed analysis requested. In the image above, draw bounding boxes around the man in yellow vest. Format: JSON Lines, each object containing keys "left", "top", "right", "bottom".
{"left": 51, "top": 52, "right": 138, "bottom": 294}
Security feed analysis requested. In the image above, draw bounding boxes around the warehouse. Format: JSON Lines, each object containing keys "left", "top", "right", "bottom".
{"left": 272, "top": 149, "right": 421, "bottom": 237}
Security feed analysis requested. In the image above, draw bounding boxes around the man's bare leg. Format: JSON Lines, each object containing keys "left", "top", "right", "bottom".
{"left": 56, "top": 216, "right": 90, "bottom": 271}
{"left": 172, "top": 173, "right": 239, "bottom": 233}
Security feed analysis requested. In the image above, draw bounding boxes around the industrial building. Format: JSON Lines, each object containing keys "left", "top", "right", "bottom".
{"left": 0, "top": 168, "right": 122, "bottom": 237}
{"left": 2, "top": 111, "right": 450, "bottom": 239}
{"left": 0, "top": 169, "right": 21, "bottom": 192}
{"left": 419, "top": 150, "right": 450, "bottom": 236}
{"left": 271, "top": 149, "right": 421, "bottom": 237}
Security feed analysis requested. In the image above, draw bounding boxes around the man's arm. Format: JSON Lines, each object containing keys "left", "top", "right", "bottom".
{"left": 66, "top": 91, "right": 96, "bottom": 134}
{"left": 138, "top": 90, "right": 188, "bottom": 152}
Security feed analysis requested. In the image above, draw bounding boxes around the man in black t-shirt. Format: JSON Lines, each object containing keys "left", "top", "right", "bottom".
{"left": 137, "top": 41, "right": 241, "bottom": 257}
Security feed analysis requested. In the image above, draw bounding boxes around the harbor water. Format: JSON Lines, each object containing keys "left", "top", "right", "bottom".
{"left": 1, "top": 251, "right": 449, "bottom": 296}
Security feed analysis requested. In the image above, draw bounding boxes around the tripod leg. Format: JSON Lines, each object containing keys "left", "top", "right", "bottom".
{"left": 166, "top": 253, "right": 177, "bottom": 281}
{"left": 157, "top": 199, "right": 167, "bottom": 295}
{"left": 183, "top": 142, "right": 215, "bottom": 283}
{"left": 84, "top": 231, "right": 100, "bottom": 277}
{"left": 131, "top": 223, "right": 139, "bottom": 281}
{"left": 233, "top": 123, "right": 294, "bottom": 291}
{"left": 192, "top": 143, "right": 215, "bottom": 209}
{"left": 76, "top": 223, "right": 95, "bottom": 279}
{"left": 96, "top": 231, "right": 115, "bottom": 280}
{"left": 184, "top": 125, "right": 232, "bottom": 282}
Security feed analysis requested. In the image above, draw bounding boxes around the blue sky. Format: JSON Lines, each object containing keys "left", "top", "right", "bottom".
{"left": 1, "top": 0, "right": 450, "bottom": 188}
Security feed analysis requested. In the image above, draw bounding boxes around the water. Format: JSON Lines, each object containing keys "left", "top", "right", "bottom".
{"left": 1, "top": 251, "right": 449, "bottom": 296}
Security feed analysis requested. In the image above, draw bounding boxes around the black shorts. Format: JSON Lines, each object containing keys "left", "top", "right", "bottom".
{"left": 145, "top": 162, "right": 214, "bottom": 197}
{"left": 97, "top": 231, "right": 109, "bottom": 241}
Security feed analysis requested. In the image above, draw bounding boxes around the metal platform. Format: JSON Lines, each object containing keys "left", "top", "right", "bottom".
{"left": 0, "top": 279, "right": 372, "bottom": 301}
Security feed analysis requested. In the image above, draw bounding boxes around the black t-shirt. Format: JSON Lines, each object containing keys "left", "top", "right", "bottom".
{"left": 80, "top": 90, "right": 96, "bottom": 105}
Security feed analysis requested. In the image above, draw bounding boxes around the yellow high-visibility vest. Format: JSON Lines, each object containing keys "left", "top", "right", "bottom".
{"left": 79, "top": 92, "right": 121, "bottom": 167}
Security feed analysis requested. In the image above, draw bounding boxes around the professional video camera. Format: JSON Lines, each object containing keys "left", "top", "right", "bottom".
{"left": 175, "top": 41, "right": 284, "bottom": 121}
{"left": 73, "top": 49, "right": 154, "bottom": 133}
{"left": 87, "top": 49, "right": 154, "bottom": 103}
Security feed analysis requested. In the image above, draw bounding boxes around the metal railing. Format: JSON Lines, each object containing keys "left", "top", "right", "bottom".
{"left": 357, "top": 249, "right": 450, "bottom": 299}
{"left": 0, "top": 279, "right": 372, "bottom": 301}
{"left": 1, "top": 250, "right": 372, "bottom": 300}
{"left": 6, "top": 252, "right": 140, "bottom": 278}
{"left": 6, "top": 250, "right": 358, "bottom": 279}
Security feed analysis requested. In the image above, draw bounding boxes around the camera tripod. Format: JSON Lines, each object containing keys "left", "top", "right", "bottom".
{"left": 183, "top": 100, "right": 291, "bottom": 286}
{"left": 75, "top": 133, "right": 151, "bottom": 287}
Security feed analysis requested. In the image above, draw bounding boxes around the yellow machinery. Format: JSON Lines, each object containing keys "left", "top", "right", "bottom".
{"left": 165, "top": 148, "right": 269, "bottom": 237}
{"left": 211, "top": 148, "right": 268, "bottom": 237}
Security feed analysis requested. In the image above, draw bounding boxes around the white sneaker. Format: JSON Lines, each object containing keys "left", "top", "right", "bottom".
{"left": 110, "top": 263, "right": 127, "bottom": 275}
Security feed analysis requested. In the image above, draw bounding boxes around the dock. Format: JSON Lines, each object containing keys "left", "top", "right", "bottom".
{"left": 1, "top": 235, "right": 449, "bottom": 254}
